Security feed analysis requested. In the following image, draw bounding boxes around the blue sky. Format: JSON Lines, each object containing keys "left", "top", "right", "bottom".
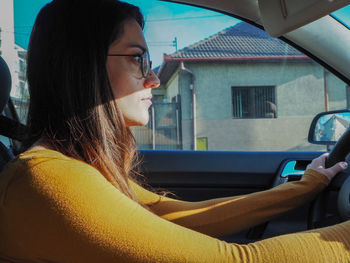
{"left": 333, "top": 5, "right": 350, "bottom": 26}
{"left": 13, "top": 1, "right": 350, "bottom": 67}
{"left": 13, "top": 0, "right": 49, "bottom": 48}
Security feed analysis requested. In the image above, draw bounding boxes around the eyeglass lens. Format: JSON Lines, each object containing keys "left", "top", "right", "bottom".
{"left": 142, "top": 51, "right": 151, "bottom": 78}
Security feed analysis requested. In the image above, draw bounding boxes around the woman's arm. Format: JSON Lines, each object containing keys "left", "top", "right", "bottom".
{"left": 131, "top": 153, "right": 346, "bottom": 237}
{"left": 131, "top": 170, "right": 328, "bottom": 237}
{"left": 2, "top": 154, "right": 350, "bottom": 263}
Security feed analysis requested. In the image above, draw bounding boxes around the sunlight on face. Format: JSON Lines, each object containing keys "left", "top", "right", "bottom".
{"left": 106, "top": 19, "right": 160, "bottom": 126}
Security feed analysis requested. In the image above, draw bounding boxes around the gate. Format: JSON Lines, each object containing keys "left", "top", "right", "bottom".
{"left": 132, "top": 102, "right": 182, "bottom": 150}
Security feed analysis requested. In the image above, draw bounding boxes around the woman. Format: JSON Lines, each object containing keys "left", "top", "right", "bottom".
{"left": 0, "top": 0, "right": 349, "bottom": 262}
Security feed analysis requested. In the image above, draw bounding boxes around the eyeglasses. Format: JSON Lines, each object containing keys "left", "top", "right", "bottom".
{"left": 108, "top": 50, "right": 152, "bottom": 78}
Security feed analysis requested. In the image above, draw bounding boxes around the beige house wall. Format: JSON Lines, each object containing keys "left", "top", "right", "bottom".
{"left": 173, "top": 61, "right": 347, "bottom": 151}
{"left": 165, "top": 71, "right": 179, "bottom": 102}
{"left": 195, "top": 118, "right": 325, "bottom": 151}
{"left": 139, "top": 61, "right": 347, "bottom": 151}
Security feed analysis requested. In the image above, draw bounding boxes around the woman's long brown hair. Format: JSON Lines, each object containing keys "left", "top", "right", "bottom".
{"left": 25, "top": 0, "right": 145, "bottom": 202}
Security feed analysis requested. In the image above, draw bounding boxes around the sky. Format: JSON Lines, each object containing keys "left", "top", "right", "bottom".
{"left": 12, "top": 0, "right": 237, "bottom": 67}
{"left": 319, "top": 112, "right": 350, "bottom": 125}
{"left": 13, "top": 1, "right": 350, "bottom": 67}
{"left": 333, "top": 5, "right": 350, "bottom": 27}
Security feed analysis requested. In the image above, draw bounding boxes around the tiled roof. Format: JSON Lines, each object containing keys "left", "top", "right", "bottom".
{"left": 168, "top": 22, "right": 304, "bottom": 59}
{"left": 152, "top": 65, "right": 160, "bottom": 75}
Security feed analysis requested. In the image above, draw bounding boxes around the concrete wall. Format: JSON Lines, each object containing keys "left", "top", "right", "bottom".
{"left": 165, "top": 72, "right": 179, "bottom": 102}
{"left": 0, "top": 1, "right": 26, "bottom": 100}
{"left": 172, "top": 60, "right": 347, "bottom": 151}
{"left": 196, "top": 118, "right": 325, "bottom": 151}
{"left": 0, "top": 0, "right": 15, "bottom": 73}
{"left": 182, "top": 61, "right": 331, "bottom": 120}
{"left": 326, "top": 71, "right": 347, "bottom": 110}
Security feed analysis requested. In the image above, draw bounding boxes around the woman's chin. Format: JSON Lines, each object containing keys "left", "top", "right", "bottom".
{"left": 125, "top": 116, "right": 150, "bottom": 127}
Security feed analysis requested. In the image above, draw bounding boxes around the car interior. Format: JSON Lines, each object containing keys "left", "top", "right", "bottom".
{"left": 1, "top": 0, "right": 350, "bottom": 245}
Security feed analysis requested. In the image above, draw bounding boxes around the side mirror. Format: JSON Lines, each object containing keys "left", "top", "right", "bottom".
{"left": 308, "top": 110, "right": 350, "bottom": 145}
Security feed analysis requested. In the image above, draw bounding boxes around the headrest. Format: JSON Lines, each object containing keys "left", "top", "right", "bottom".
{"left": 0, "top": 56, "right": 12, "bottom": 113}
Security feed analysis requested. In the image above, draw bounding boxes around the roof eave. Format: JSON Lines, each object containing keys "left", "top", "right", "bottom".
{"left": 157, "top": 55, "right": 311, "bottom": 84}
{"left": 164, "top": 55, "right": 310, "bottom": 62}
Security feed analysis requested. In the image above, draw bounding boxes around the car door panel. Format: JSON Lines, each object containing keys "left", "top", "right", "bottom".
{"left": 139, "top": 150, "right": 324, "bottom": 242}
{"left": 140, "top": 150, "right": 321, "bottom": 190}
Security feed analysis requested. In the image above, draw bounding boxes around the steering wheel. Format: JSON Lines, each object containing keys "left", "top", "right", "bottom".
{"left": 308, "top": 127, "right": 350, "bottom": 229}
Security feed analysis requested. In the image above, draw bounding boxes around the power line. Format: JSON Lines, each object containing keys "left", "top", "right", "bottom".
{"left": 6, "top": 15, "right": 226, "bottom": 31}
{"left": 148, "top": 41, "right": 174, "bottom": 44}
{"left": 146, "top": 14, "right": 224, "bottom": 22}
{"left": 13, "top": 26, "right": 33, "bottom": 28}
{"left": 1, "top": 30, "right": 30, "bottom": 36}
{"left": 148, "top": 37, "right": 178, "bottom": 51}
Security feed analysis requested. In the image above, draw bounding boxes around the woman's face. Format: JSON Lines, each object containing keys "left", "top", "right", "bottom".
{"left": 107, "top": 19, "right": 160, "bottom": 126}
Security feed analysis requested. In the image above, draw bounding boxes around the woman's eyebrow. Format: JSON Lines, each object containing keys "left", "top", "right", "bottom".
{"left": 128, "top": 43, "right": 146, "bottom": 52}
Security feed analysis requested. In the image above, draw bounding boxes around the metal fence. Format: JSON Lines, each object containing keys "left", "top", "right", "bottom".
{"left": 132, "top": 102, "right": 182, "bottom": 150}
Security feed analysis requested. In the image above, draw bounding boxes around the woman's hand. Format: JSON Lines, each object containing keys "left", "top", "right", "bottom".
{"left": 306, "top": 153, "right": 348, "bottom": 181}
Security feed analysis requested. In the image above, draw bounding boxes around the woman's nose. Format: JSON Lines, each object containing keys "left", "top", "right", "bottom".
{"left": 144, "top": 69, "right": 160, "bottom": 89}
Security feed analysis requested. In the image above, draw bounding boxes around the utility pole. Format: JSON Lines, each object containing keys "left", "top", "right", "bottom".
{"left": 173, "top": 37, "right": 178, "bottom": 52}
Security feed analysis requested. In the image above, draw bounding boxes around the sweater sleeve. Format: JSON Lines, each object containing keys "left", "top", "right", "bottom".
{"left": 2, "top": 153, "right": 349, "bottom": 263}
{"left": 130, "top": 169, "right": 329, "bottom": 237}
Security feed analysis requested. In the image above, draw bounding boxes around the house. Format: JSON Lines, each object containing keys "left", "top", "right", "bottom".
{"left": 316, "top": 114, "right": 350, "bottom": 142}
{"left": 134, "top": 22, "right": 348, "bottom": 151}
{"left": 0, "top": 0, "right": 29, "bottom": 124}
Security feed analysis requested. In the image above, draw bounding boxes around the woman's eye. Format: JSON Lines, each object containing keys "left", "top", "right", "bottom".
{"left": 132, "top": 55, "right": 142, "bottom": 64}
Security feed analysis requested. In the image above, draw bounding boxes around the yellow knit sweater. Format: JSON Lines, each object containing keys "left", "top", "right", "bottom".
{"left": 0, "top": 149, "right": 350, "bottom": 262}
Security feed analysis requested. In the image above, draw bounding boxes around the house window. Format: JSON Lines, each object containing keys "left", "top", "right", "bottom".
{"left": 232, "top": 86, "right": 276, "bottom": 118}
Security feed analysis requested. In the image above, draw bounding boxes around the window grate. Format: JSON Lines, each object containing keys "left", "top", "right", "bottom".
{"left": 232, "top": 86, "right": 276, "bottom": 119}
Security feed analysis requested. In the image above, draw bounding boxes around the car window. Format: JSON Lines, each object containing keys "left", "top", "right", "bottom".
{"left": 129, "top": 1, "right": 350, "bottom": 152}
{"left": 1, "top": 0, "right": 349, "bottom": 152}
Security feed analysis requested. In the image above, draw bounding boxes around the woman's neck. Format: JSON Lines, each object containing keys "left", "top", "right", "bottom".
{"left": 28, "top": 137, "right": 50, "bottom": 151}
